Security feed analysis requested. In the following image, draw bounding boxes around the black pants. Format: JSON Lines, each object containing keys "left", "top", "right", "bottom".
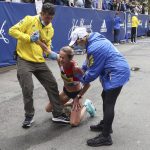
{"left": 114, "top": 29, "right": 120, "bottom": 43}
{"left": 101, "top": 86, "right": 122, "bottom": 137}
{"left": 17, "top": 57, "right": 63, "bottom": 118}
{"left": 131, "top": 27, "right": 137, "bottom": 42}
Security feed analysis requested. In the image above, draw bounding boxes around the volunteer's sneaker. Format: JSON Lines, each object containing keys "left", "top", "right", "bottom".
{"left": 90, "top": 120, "right": 113, "bottom": 133}
{"left": 22, "top": 116, "right": 34, "bottom": 128}
{"left": 52, "top": 113, "right": 70, "bottom": 124}
{"left": 87, "top": 133, "right": 113, "bottom": 147}
{"left": 84, "top": 99, "right": 96, "bottom": 117}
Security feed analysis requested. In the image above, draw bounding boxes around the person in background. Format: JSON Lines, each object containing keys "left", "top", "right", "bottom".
{"left": 113, "top": 11, "right": 121, "bottom": 46}
{"left": 92, "top": 0, "right": 98, "bottom": 9}
{"left": 74, "top": 0, "right": 84, "bottom": 7}
{"left": 84, "top": 0, "right": 92, "bottom": 8}
{"left": 131, "top": 14, "right": 140, "bottom": 44}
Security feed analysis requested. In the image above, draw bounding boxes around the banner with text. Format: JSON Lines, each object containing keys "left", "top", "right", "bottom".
{"left": 52, "top": 6, "right": 126, "bottom": 52}
{"left": 0, "top": 2, "right": 36, "bottom": 67}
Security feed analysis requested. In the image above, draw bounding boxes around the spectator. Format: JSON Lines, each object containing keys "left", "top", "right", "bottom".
{"left": 55, "top": 0, "right": 69, "bottom": 5}
{"left": 131, "top": 14, "right": 140, "bottom": 43}
{"left": 113, "top": 11, "right": 121, "bottom": 45}
{"left": 102, "top": 0, "right": 108, "bottom": 10}
{"left": 43, "top": 0, "right": 56, "bottom": 4}
{"left": 84, "top": 0, "right": 92, "bottom": 8}
{"left": 126, "top": 2, "right": 131, "bottom": 12}
{"left": 112, "top": 1, "right": 118, "bottom": 11}
{"left": 142, "top": 3, "right": 145, "bottom": 14}
{"left": 92, "top": 0, "right": 98, "bottom": 9}
{"left": 147, "top": 20, "right": 150, "bottom": 36}
{"left": 21, "top": 0, "right": 35, "bottom": 3}
{"left": 74, "top": 0, "right": 84, "bottom": 7}
{"left": 108, "top": 0, "right": 113, "bottom": 10}
{"left": 118, "top": 0, "right": 127, "bottom": 12}
{"left": 68, "top": 0, "right": 74, "bottom": 7}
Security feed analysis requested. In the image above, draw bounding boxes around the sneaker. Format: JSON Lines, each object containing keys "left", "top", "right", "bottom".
{"left": 22, "top": 116, "right": 34, "bottom": 128}
{"left": 114, "top": 43, "right": 119, "bottom": 46}
{"left": 90, "top": 122, "right": 103, "bottom": 132}
{"left": 63, "top": 105, "right": 72, "bottom": 117}
{"left": 90, "top": 121, "right": 113, "bottom": 133}
{"left": 52, "top": 113, "right": 70, "bottom": 124}
{"left": 87, "top": 133, "right": 113, "bottom": 147}
{"left": 84, "top": 99, "right": 96, "bottom": 117}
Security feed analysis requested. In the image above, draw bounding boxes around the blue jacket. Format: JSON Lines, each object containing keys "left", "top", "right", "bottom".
{"left": 81, "top": 32, "right": 130, "bottom": 90}
{"left": 114, "top": 16, "right": 121, "bottom": 30}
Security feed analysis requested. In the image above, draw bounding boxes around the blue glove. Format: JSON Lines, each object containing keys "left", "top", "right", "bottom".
{"left": 30, "top": 31, "right": 40, "bottom": 42}
{"left": 48, "top": 51, "right": 58, "bottom": 60}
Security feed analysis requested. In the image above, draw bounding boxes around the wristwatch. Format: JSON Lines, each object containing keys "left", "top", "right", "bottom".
{"left": 77, "top": 94, "right": 82, "bottom": 99}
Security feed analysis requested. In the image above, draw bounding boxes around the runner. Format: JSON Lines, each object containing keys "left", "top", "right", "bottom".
{"left": 39, "top": 44, "right": 96, "bottom": 126}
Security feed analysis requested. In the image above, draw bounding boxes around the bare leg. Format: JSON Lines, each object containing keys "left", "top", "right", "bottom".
{"left": 70, "top": 98, "right": 86, "bottom": 127}
{"left": 80, "top": 106, "right": 87, "bottom": 120}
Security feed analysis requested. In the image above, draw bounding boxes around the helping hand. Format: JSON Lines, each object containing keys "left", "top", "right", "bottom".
{"left": 30, "top": 31, "right": 40, "bottom": 42}
{"left": 72, "top": 98, "right": 81, "bottom": 112}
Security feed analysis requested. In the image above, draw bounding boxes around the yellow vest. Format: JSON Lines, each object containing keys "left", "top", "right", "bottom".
{"left": 132, "top": 16, "right": 139, "bottom": 28}
{"left": 9, "top": 15, "right": 54, "bottom": 63}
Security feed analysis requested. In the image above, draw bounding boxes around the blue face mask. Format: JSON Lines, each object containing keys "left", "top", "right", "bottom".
{"left": 41, "top": 20, "right": 46, "bottom": 26}
{"left": 39, "top": 16, "right": 46, "bottom": 27}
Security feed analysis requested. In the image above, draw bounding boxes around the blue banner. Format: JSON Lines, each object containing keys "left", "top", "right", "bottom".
{"left": 0, "top": 2, "right": 36, "bottom": 67}
{"left": 52, "top": 6, "right": 126, "bottom": 52}
{"left": 138, "top": 14, "right": 149, "bottom": 36}
{"left": 0, "top": 3, "right": 149, "bottom": 67}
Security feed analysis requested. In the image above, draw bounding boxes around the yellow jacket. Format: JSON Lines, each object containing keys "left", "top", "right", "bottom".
{"left": 9, "top": 15, "right": 54, "bottom": 62}
{"left": 132, "top": 16, "right": 139, "bottom": 28}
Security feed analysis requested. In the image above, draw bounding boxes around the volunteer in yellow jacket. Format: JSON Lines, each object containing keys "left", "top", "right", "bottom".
{"left": 9, "top": 3, "right": 69, "bottom": 128}
{"left": 131, "top": 14, "right": 140, "bottom": 43}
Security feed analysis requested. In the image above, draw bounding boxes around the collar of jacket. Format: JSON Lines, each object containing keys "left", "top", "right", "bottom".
{"left": 37, "top": 15, "right": 52, "bottom": 29}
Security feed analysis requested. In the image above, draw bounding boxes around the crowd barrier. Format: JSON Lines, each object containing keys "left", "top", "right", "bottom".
{"left": 0, "top": 2, "right": 36, "bottom": 67}
{"left": 0, "top": 2, "right": 149, "bottom": 67}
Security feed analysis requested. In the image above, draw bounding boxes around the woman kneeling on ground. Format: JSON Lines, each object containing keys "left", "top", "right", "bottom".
{"left": 44, "top": 46, "right": 96, "bottom": 126}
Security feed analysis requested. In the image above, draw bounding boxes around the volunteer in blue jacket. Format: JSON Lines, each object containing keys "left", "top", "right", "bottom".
{"left": 113, "top": 11, "right": 121, "bottom": 45}
{"left": 69, "top": 27, "right": 130, "bottom": 147}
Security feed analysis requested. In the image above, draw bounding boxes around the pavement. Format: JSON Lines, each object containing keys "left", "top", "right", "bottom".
{"left": 0, "top": 37, "right": 150, "bottom": 150}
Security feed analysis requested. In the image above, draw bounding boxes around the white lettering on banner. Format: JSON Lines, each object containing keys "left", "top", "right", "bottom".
{"left": 68, "top": 18, "right": 93, "bottom": 40}
{"left": 100, "top": 20, "right": 107, "bottom": 33}
{"left": 127, "top": 14, "right": 131, "bottom": 28}
{"left": 139, "top": 20, "right": 142, "bottom": 26}
{"left": 145, "top": 20, "right": 148, "bottom": 28}
{"left": 127, "top": 14, "right": 131, "bottom": 33}
{"left": 0, "top": 20, "right": 9, "bottom": 44}
{"left": 120, "top": 23, "right": 125, "bottom": 28}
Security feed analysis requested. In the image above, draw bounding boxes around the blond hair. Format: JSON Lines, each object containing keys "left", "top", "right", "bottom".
{"left": 60, "top": 46, "right": 74, "bottom": 60}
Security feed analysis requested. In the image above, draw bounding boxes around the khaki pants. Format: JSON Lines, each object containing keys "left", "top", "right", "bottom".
{"left": 17, "top": 57, "right": 63, "bottom": 117}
